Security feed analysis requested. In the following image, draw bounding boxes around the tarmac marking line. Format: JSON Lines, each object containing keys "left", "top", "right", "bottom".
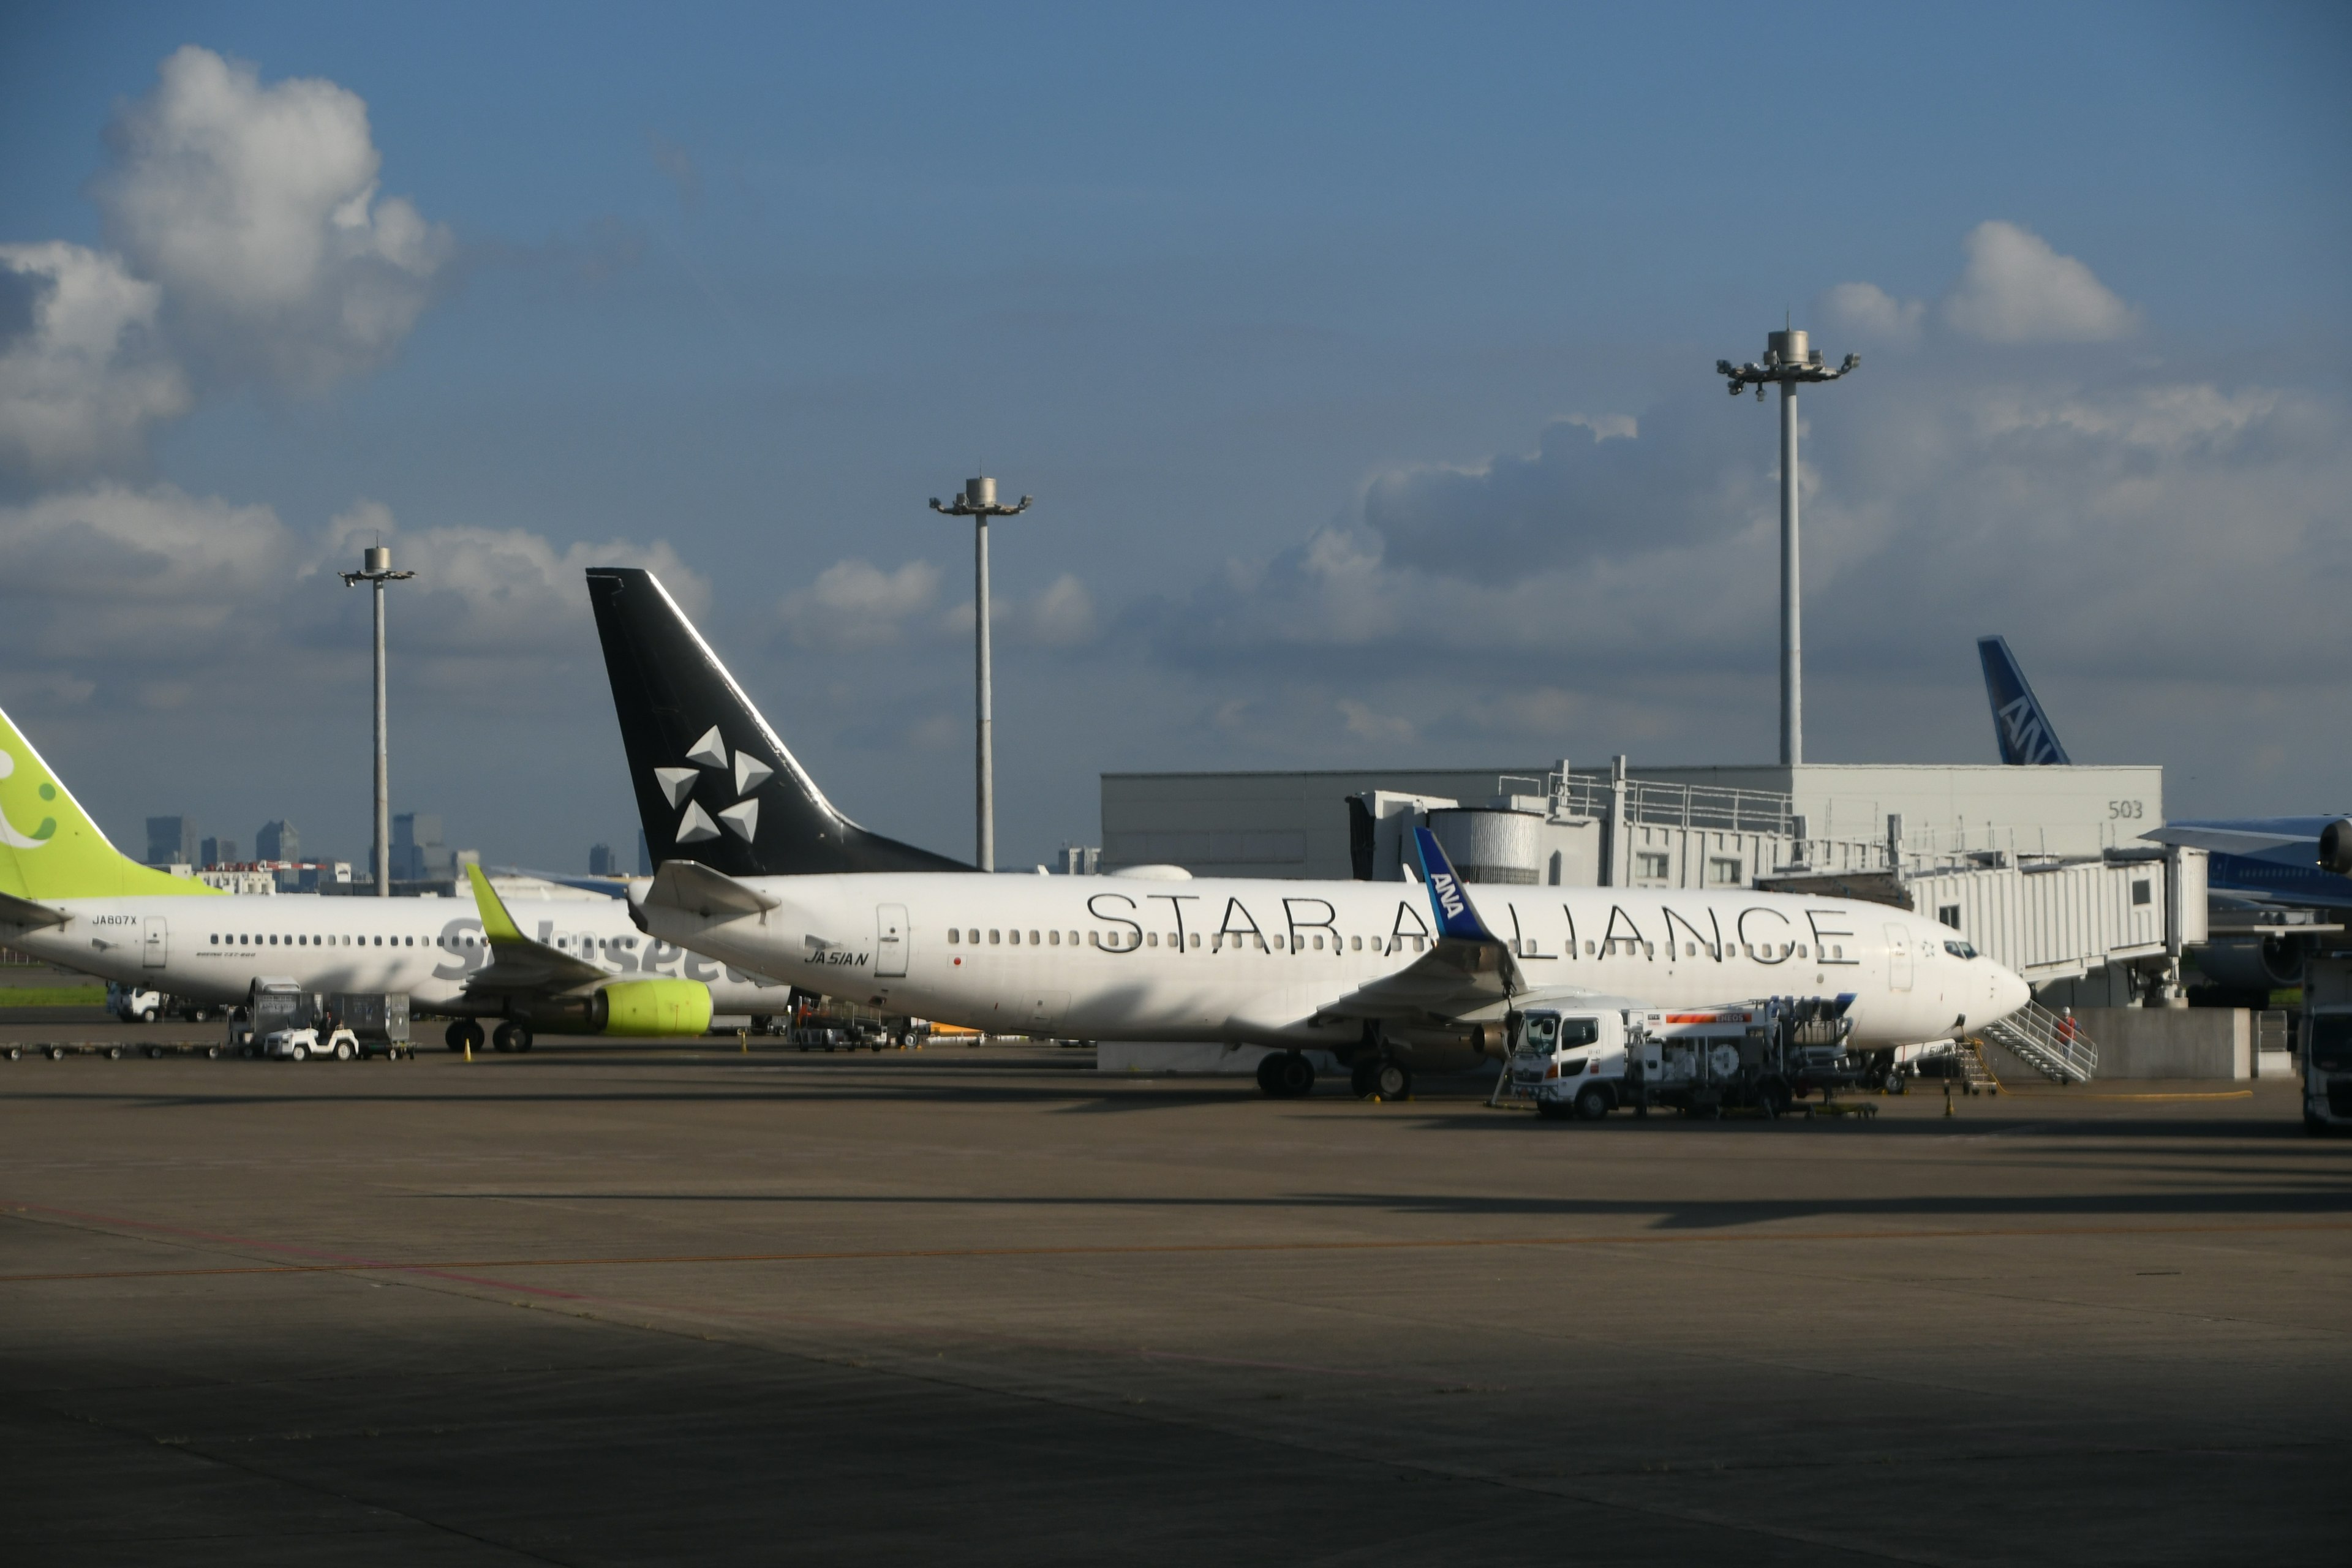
{"left": 6, "top": 1213, "right": 2352, "bottom": 1285}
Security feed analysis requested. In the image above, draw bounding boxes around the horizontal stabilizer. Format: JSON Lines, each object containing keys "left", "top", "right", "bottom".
{"left": 0, "top": 889, "right": 68, "bottom": 929}
{"left": 644, "top": 858, "right": 781, "bottom": 920}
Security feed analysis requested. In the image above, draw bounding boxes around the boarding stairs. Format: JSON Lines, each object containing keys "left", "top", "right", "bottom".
{"left": 1979, "top": 1000, "right": 2097, "bottom": 1084}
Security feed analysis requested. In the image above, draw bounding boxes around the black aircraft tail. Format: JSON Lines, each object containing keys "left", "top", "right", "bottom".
{"left": 586, "top": 568, "right": 971, "bottom": 876}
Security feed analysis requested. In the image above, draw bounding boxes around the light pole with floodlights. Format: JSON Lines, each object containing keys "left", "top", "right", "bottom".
{"left": 1717, "top": 327, "right": 1858, "bottom": 766}
{"left": 929, "top": 475, "right": 1030, "bottom": 872}
{"left": 339, "top": 545, "right": 416, "bottom": 896}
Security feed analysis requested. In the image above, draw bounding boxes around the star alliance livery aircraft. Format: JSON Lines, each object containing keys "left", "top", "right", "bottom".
{"left": 0, "top": 703, "right": 791, "bottom": 1051}
{"left": 587, "top": 567, "right": 2030, "bottom": 1097}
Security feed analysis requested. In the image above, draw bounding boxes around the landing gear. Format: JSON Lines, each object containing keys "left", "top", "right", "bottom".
{"left": 492, "top": 1022, "right": 533, "bottom": 1054}
{"left": 447, "top": 1019, "right": 486, "bottom": 1054}
{"left": 1349, "top": 1057, "right": 1411, "bottom": 1100}
{"left": 1256, "top": 1050, "right": 1316, "bottom": 1098}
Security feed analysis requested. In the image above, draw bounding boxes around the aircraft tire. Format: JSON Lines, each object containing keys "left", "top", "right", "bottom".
{"left": 511, "top": 1025, "right": 533, "bottom": 1054}
{"left": 1374, "top": 1060, "right": 1411, "bottom": 1100}
{"left": 1575, "top": 1084, "right": 1611, "bottom": 1121}
{"left": 445, "top": 1020, "right": 469, "bottom": 1053}
{"left": 492, "top": 1022, "right": 519, "bottom": 1053}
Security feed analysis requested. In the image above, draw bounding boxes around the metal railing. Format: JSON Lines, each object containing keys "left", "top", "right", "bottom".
{"left": 1980, "top": 1000, "right": 2098, "bottom": 1084}
{"left": 1545, "top": 774, "right": 1796, "bottom": 835}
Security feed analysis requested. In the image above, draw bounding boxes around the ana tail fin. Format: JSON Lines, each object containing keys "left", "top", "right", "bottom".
{"left": 1977, "top": 635, "right": 2072, "bottom": 766}
{"left": 0, "top": 702, "right": 219, "bottom": 900}
{"left": 584, "top": 568, "right": 970, "bottom": 877}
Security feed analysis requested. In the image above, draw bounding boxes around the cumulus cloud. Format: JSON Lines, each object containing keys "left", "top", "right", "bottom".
{"left": 1358, "top": 401, "right": 1766, "bottom": 585}
{"left": 1942, "top": 220, "right": 2136, "bottom": 344}
{"left": 778, "top": 559, "right": 942, "bottom": 650}
{"left": 1819, "top": 281, "right": 1924, "bottom": 345}
{"left": 941, "top": 572, "right": 1101, "bottom": 647}
{"left": 0, "top": 243, "right": 190, "bottom": 481}
{"left": 94, "top": 45, "right": 453, "bottom": 390}
{"left": 0, "top": 486, "right": 706, "bottom": 710}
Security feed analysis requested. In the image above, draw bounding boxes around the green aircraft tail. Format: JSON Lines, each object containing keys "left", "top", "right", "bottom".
{"left": 0, "top": 702, "right": 221, "bottom": 902}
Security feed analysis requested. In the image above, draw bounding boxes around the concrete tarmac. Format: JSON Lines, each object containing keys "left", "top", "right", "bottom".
{"left": 3, "top": 1031, "right": 2348, "bottom": 1565}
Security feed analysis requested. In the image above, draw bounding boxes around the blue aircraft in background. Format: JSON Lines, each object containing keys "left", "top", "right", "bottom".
{"left": 1979, "top": 634, "right": 2352, "bottom": 995}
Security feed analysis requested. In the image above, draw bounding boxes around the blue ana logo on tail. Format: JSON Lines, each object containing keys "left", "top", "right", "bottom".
{"left": 1977, "top": 636, "right": 2071, "bottom": 766}
{"left": 1410, "top": 826, "right": 1498, "bottom": 943}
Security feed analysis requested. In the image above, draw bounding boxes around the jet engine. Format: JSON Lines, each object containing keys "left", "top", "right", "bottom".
{"left": 2320, "top": 818, "right": 2352, "bottom": 876}
{"left": 586, "top": 979, "right": 714, "bottom": 1036}
{"left": 2190, "top": 937, "right": 2304, "bottom": 999}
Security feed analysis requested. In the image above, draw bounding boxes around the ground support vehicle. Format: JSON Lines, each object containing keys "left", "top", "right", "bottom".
{"left": 105, "top": 983, "right": 165, "bottom": 1023}
{"left": 2301, "top": 955, "right": 2352, "bottom": 1136}
{"left": 236, "top": 984, "right": 411, "bottom": 1059}
{"left": 1509, "top": 997, "right": 1863, "bottom": 1122}
{"left": 263, "top": 1024, "right": 362, "bottom": 1062}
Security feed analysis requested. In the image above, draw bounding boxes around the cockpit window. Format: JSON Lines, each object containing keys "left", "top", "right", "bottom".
{"left": 1944, "top": 940, "right": 1978, "bottom": 960}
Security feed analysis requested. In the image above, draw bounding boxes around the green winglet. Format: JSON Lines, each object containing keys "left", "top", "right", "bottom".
{"left": 466, "top": 863, "right": 526, "bottom": 946}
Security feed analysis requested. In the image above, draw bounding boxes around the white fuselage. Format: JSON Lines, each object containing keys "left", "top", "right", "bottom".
{"left": 638, "top": 873, "right": 2030, "bottom": 1053}
{"left": 6, "top": 892, "right": 793, "bottom": 1016}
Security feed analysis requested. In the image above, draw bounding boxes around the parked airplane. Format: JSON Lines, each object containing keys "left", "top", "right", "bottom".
{"left": 587, "top": 567, "right": 2030, "bottom": 1097}
{"left": 0, "top": 703, "right": 793, "bottom": 1050}
{"left": 1977, "top": 633, "right": 2352, "bottom": 997}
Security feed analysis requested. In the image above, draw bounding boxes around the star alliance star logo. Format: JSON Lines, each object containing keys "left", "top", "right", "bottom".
{"left": 652, "top": 725, "right": 773, "bottom": 846}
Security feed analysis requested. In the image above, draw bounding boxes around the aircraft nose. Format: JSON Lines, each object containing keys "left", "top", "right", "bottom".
{"left": 1989, "top": 961, "right": 2030, "bottom": 1022}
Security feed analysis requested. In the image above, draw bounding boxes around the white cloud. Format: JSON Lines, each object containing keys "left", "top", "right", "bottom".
{"left": 940, "top": 573, "right": 1102, "bottom": 648}
{"left": 778, "top": 559, "right": 942, "bottom": 650}
{"left": 95, "top": 45, "right": 453, "bottom": 390}
{"left": 0, "top": 243, "right": 190, "bottom": 481}
{"left": 1819, "top": 281, "right": 1924, "bottom": 345}
{"left": 0, "top": 484, "right": 706, "bottom": 709}
{"left": 1338, "top": 698, "right": 1415, "bottom": 745}
{"left": 1942, "top": 220, "right": 2136, "bottom": 344}
{"left": 0, "top": 483, "right": 288, "bottom": 660}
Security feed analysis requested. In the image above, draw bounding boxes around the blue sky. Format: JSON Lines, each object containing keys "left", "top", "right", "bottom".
{"left": 2, "top": 2, "right": 2348, "bottom": 871}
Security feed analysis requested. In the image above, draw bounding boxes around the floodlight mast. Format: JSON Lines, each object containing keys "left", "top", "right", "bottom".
{"left": 1716, "top": 330, "right": 1860, "bottom": 766}
{"left": 929, "top": 477, "right": 1031, "bottom": 872}
{"left": 337, "top": 545, "right": 417, "bottom": 897}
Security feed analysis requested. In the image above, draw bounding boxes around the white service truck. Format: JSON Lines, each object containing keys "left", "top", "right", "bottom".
{"left": 1509, "top": 997, "right": 1863, "bottom": 1121}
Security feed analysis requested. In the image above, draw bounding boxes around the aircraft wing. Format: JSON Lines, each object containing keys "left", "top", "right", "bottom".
{"left": 1316, "top": 826, "right": 1525, "bottom": 1024}
{"left": 459, "top": 864, "right": 612, "bottom": 998}
{"left": 2142, "top": 820, "right": 2331, "bottom": 858}
{"left": 0, "top": 890, "right": 69, "bottom": 930}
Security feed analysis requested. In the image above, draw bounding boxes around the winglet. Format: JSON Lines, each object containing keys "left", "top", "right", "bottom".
{"left": 1410, "top": 826, "right": 1500, "bottom": 944}
{"left": 466, "top": 863, "right": 526, "bottom": 946}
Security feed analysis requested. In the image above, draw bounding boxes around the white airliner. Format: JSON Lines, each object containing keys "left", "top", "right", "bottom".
{"left": 586, "top": 567, "right": 2032, "bottom": 1096}
{"left": 0, "top": 703, "right": 791, "bottom": 1051}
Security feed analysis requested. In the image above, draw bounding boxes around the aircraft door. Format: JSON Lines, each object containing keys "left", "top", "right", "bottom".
{"left": 1885, "top": 923, "right": 1912, "bottom": 992}
{"left": 142, "top": 916, "right": 167, "bottom": 969}
{"left": 876, "top": 903, "right": 908, "bottom": 978}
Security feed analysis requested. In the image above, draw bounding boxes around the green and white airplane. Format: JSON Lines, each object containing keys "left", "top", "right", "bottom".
{"left": 0, "top": 701, "right": 791, "bottom": 1050}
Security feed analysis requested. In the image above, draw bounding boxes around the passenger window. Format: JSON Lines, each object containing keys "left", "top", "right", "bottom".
{"left": 1798, "top": 944, "right": 1808, "bottom": 959}
{"left": 1685, "top": 943, "right": 1695, "bottom": 957}
{"left": 1188, "top": 933, "right": 1199, "bottom": 948}
{"left": 1313, "top": 935, "right": 1324, "bottom": 950}
{"left": 1009, "top": 929, "right": 1021, "bottom": 945}
{"left": 1147, "top": 932, "right": 1158, "bottom": 947}
{"left": 1030, "top": 930, "right": 1040, "bottom": 945}
{"left": 968, "top": 929, "right": 979, "bottom": 944}
{"left": 269, "top": 934, "right": 278, "bottom": 945}
{"left": 1088, "top": 931, "right": 1099, "bottom": 947}
{"left": 948, "top": 929, "right": 959, "bottom": 944}
{"left": 1350, "top": 936, "right": 1362, "bottom": 951}
{"left": 1069, "top": 932, "right": 1079, "bottom": 945}
{"left": 1586, "top": 941, "right": 1596, "bottom": 956}
{"left": 1560, "top": 1017, "right": 1600, "bottom": 1047}
{"left": 989, "top": 930, "right": 1000, "bottom": 944}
